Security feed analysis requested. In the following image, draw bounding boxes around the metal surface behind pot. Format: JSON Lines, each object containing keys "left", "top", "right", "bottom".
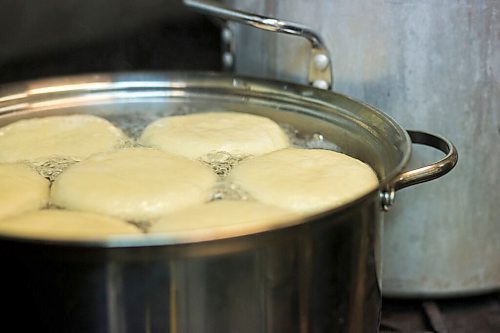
{"left": 0, "top": 72, "right": 456, "bottom": 332}
{"left": 225, "top": 0, "right": 499, "bottom": 297}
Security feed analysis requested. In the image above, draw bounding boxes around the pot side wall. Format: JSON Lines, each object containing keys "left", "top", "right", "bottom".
{"left": 0, "top": 198, "right": 381, "bottom": 333}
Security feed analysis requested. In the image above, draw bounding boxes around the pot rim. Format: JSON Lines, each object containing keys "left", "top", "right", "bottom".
{"left": 0, "top": 70, "right": 411, "bottom": 248}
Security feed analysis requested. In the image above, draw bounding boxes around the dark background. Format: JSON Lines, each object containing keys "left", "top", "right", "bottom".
{"left": 0, "top": 0, "right": 221, "bottom": 84}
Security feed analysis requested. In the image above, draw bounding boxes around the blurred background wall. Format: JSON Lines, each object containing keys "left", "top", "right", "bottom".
{"left": 0, "top": 0, "right": 221, "bottom": 84}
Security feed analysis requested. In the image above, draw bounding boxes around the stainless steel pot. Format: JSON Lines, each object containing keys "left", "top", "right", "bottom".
{"left": 0, "top": 72, "right": 456, "bottom": 332}
{"left": 215, "top": 0, "right": 500, "bottom": 297}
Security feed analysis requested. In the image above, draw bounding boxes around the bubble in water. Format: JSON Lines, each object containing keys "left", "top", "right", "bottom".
{"left": 32, "top": 157, "right": 80, "bottom": 181}
{"left": 280, "top": 123, "right": 342, "bottom": 152}
{"left": 304, "top": 132, "right": 341, "bottom": 151}
{"left": 105, "top": 111, "right": 167, "bottom": 139}
{"left": 311, "top": 133, "right": 324, "bottom": 142}
{"left": 211, "top": 180, "right": 252, "bottom": 201}
{"left": 280, "top": 123, "right": 300, "bottom": 144}
{"left": 200, "top": 151, "right": 248, "bottom": 177}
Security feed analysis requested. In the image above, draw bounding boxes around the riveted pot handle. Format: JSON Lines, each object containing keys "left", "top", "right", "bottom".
{"left": 183, "top": 0, "right": 333, "bottom": 89}
{"left": 381, "top": 130, "right": 458, "bottom": 211}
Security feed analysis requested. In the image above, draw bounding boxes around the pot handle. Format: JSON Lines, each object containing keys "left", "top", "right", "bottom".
{"left": 381, "top": 130, "right": 458, "bottom": 211}
{"left": 183, "top": 0, "right": 333, "bottom": 89}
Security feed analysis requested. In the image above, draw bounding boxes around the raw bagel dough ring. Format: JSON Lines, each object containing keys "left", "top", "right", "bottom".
{"left": 0, "top": 115, "right": 127, "bottom": 163}
{"left": 150, "top": 200, "right": 298, "bottom": 238}
{"left": 139, "top": 112, "right": 289, "bottom": 159}
{"left": 51, "top": 148, "right": 218, "bottom": 221}
{"left": 229, "top": 148, "right": 379, "bottom": 214}
{"left": 0, "top": 210, "right": 141, "bottom": 240}
{"left": 0, "top": 163, "right": 50, "bottom": 220}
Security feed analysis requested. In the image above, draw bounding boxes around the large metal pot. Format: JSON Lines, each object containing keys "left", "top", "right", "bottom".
{"left": 221, "top": 0, "right": 500, "bottom": 297}
{"left": 0, "top": 72, "right": 456, "bottom": 332}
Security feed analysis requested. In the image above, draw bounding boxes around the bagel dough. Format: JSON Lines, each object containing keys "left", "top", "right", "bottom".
{"left": 150, "top": 200, "right": 298, "bottom": 237}
{"left": 51, "top": 148, "right": 218, "bottom": 221}
{"left": 0, "top": 163, "right": 50, "bottom": 219}
{"left": 0, "top": 115, "right": 127, "bottom": 163}
{"left": 139, "top": 112, "right": 289, "bottom": 159}
{"left": 230, "top": 148, "right": 379, "bottom": 214}
{"left": 0, "top": 210, "right": 141, "bottom": 240}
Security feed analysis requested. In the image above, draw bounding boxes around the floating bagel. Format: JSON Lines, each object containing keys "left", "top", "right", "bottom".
{"left": 0, "top": 210, "right": 141, "bottom": 240}
{"left": 139, "top": 112, "right": 290, "bottom": 159}
{"left": 0, "top": 163, "right": 50, "bottom": 220}
{"left": 0, "top": 115, "right": 127, "bottom": 163}
{"left": 229, "top": 148, "right": 379, "bottom": 214}
{"left": 51, "top": 148, "right": 218, "bottom": 221}
{"left": 149, "top": 200, "right": 298, "bottom": 238}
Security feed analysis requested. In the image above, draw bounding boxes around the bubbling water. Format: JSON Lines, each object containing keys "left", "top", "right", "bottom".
{"left": 32, "top": 111, "right": 343, "bottom": 233}
{"left": 34, "top": 112, "right": 342, "bottom": 205}
{"left": 104, "top": 105, "right": 201, "bottom": 140}
{"left": 211, "top": 180, "right": 252, "bottom": 201}
{"left": 103, "top": 110, "right": 343, "bottom": 204}
{"left": 280, "top": 123, "right": 342, "bottom": 152}
{"left": 200, "top": 151, "right": 248, "bottom": 177}
{"left": 31, "top": 157, "right": 80, "bottom": 182}
{"left": 105, "top": 111, "right": 168, "bottom": 139}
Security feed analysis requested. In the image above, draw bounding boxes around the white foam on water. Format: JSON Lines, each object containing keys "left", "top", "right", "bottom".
{"left": 31, "top": 157, "right": 80, "bottom": 182}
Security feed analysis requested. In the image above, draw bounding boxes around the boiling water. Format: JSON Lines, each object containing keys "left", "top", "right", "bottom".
{"left": 212, "top": 180, "right": 252, "bottom": 201}
{"left": 200, "top": 151, "right": 248, "bottom": 177}
{"left": 105, "top": 108, "right": 342, "bottom": 186}
{"left": 15, "top": 109, "right": 343, "bottom": 233}
{"left": 31, "top": 157, "right": 80, "bottom": 182}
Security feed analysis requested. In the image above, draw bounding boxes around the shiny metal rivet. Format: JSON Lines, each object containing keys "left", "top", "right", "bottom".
{"left": 380, "top": 188, "right": 396, "bottom": 212}
{"left": 313, "top": 54, "right": 329, "bottom": 71}
{"left": 312, "top": 80, "right": 328, "bottom": 89}
{"left": 222, "top": 28, "right": 233, "bottom": 43}
{"left": 223, "top": 52, "right": 234, "bottom": 68}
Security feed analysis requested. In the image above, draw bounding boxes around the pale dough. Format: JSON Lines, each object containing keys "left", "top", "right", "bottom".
{"left": 0, "top": 210, "right": 141, "bottom": 240}
{"left": 138, "top": 112, "right": 289, "bottom": 159}
{"left": 0, "top": 115, "right": 127, "bottom": 163}
{"left": 229, "top": 148, "right": 379, "bottom": 214}
{"left": 51, "top": 148, "right": 217, "bottom": 221}
{"left": 0, "top": 163, "right": 50, "bottom": 220}
{"left": 150, "top": 200, "right": 298, "bottom": 238}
